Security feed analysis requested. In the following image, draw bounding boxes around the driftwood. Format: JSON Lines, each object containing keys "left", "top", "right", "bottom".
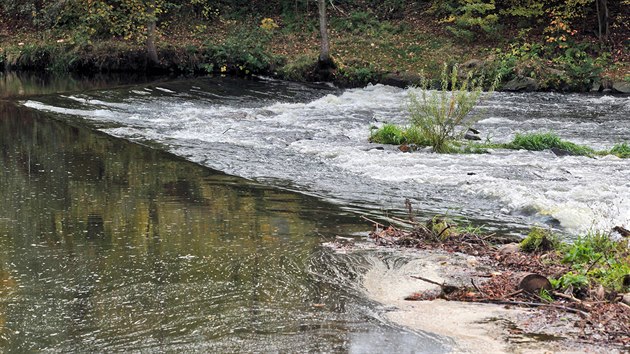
{"left": 478, "top": 299, "right": 589, "bottom": 316}
{"left": 410, "top": 275, "right": 460, "bottom": 294}
{"left": 612, "top": 226, "right": 630, "bottom": 237}
{"left": 361, "top": 215, "right": 384, "bottom": 227}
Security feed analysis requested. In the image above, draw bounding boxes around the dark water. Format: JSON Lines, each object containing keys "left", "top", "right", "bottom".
{"left": 0, "top": 80, "right": 447, "bottom": 352}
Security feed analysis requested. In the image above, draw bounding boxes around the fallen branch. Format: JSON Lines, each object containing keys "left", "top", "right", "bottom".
{"left": 471, "top": 278, "right": 486, "bottom": 297}
{"left": 389, "top": 216, "right": 419, "bottom": 228}
{"left": 361, "top": 215, "right": 383, "bottom": 227}
{"left": 411, "top": 275, "right": 459, "bottom": 294}
{"left": 553, "top": 291, "right": 583, "bottom": 303}
{"left": 501, "top": 289, "right": 523, "bottom": 299}
{"left": 479, "top": 299, "right": 589, "bottom": 316}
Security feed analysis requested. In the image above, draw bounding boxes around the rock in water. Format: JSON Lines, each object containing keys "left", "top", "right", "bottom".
{"left": 612, "top": 81, "right": 630, "bottom": 94}
{"left": 551, "top": 147, "right": 573, "bottom": 157}
{"left": 502, "top": 77, "right": 539, "bottom": 92}
{"left": 464, "top": 132, "right": 481, "bottom": 141}
{"left": 613, "top": 226, "right": 630, "bottom": 237}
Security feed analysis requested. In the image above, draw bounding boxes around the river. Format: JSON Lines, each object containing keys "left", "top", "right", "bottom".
{"left": 1, "top": 72, "right": 629, "bottom": 351}
{"left": 20, "top": 75, "right": 630, "bottom": 234}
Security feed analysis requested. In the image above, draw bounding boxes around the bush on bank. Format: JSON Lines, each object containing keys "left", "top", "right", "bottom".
{"left": 1, "top": 1, "right": 627, "bottom": 91}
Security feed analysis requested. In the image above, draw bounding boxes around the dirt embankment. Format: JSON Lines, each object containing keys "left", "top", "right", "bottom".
{"left": 335, "top": 218, "right": 630, "bottom": 353}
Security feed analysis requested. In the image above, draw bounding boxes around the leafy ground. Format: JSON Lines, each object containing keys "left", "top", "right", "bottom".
{"left": 1, "top": 6, "right": 627, "bottom": 89}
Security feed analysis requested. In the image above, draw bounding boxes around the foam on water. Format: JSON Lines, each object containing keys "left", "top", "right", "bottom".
{"left": 22, "top": 80, "right": 630, "bottom": 234}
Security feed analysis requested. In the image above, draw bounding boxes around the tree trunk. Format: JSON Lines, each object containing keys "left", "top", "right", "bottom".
{"left": 317, "top": 0, "right": 332, "bottom": 67}
{"left": 146, "top": 0, "right": 159, "bottom": 65}
{"left": 596, "top": 0, "right": 609, "bottom": 42}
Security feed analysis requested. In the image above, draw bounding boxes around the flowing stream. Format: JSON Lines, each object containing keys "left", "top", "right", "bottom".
{"left": 22, "top": 76, "right": 630, "bottom": 234}
{"left": 1, "top": 73, "right": 629, "bottom": 351}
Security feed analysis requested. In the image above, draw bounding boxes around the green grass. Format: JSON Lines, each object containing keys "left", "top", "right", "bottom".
{"left": 520, "top": 227, "right": 630, "bottom": 294}
{"left": 559, "top": 231, "right": 630, "bottom": 292}
{"left": 368, "top": 128, "right": 630, "bottom": 160}
{"left": 369, "top": 124, "right": 430, "bottom": 146}
{"left": 609, "top": 142, "right": 630, "bottom": 158}
{"left": 505, "top": 132, "right": 595, "bottom": 156}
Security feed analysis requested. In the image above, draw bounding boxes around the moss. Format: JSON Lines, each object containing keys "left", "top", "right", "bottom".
{"left": 519, "top": 227, "right": 560, "bottom": 253}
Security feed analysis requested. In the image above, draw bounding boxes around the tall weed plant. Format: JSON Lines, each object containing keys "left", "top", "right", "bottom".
{"left": 408, "top": 64, "right": 494, "bottom": 153}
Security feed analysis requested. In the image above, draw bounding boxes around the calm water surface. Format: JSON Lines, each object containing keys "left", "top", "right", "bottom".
{"left": 0, "top": 76, "right": 447, "bottom": 352}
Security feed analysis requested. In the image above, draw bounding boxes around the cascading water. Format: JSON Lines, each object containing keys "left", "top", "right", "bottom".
{"left": 23, "top": 76, "right": 630, "bottom": 235}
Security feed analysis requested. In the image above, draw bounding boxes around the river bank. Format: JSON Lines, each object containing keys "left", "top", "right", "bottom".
{"left": 1, "top": 7, "right": 628, "bottom": 93}
{"left": 361, "top": 249, "right": 626, "bottom": 353}
{"left": 348, "top": 214, "right": 630, "bottom": 352}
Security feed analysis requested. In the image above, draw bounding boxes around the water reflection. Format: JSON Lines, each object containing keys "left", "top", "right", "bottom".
{"left": 0, "top": 102, "right": 446, "bottom": 352}
{"left": 0, "top": 71, "right": 174, "bottom": 99}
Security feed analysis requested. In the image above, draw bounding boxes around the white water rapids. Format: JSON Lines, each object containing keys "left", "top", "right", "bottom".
{"left": 22, "top": 77, "right": 630, "bottom": 235}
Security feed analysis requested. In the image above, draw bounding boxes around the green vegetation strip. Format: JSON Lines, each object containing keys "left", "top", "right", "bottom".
{"left": 370, "top": 127, "right": 630, "bottom": 158}
{"left": 520, "top": 227, "right": 630, "bottom": 293}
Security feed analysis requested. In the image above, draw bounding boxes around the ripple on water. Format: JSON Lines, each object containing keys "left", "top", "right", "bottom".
{"left": 21, "top": 80, "right": 630, "bottom": 234}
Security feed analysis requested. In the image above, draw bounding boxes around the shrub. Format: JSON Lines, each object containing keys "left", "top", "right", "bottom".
{"left": 279, "top": 55, "right": 317, "bottom": 81}
{"left": 203, "top": 25, "right": 277, "bottom": 75}
{"left": 337, "top": 65, "right": 379, "bottom": 86}
{"left": 408, "top": 63, "right": 493, "bottom": 153}
{"left": 440, "top": 0, "right": 500, "bottom": 41}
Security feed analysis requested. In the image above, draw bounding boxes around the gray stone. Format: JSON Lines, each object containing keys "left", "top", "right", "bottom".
{"left": 462, "top": 59, "right": 484, "bottom": 69}
{"left": 464, "top": 132, "right": 481, "bottom": 141}
{"left": 612, "top": 81, "right": 630, "bottom": 94}
{"left": 498, "top": 243, "right": 520, "bottom": 255}
{"left": 551, "top": 147, "right": 574, "bottom": 157}
{"left": 381, "top": 72, "right": 423, "bottom": 88}
{"left": 502, "top": 76, "right": 539, "bottom": 92}
{"left": 590, "top": 80, "right": 603, "bottom": 92}
{"left": 547, "top": 68, "right": 566, "bottom": 76}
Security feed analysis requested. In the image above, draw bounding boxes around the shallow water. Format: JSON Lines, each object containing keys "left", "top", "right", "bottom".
{"left": 22, "top": 77, "right": 630, "bottom": 234}
{"left": 0, "top": 100, "right": 448, "bottom": 352}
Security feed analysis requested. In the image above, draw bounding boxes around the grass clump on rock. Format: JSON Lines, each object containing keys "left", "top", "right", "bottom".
{"left": 368, "top": 63, "right": 496, "bottom": 153}
{"left": 609, "top": 142, "right": 630, "bottom": 158}
{"left": 369, "top": 124, "right": 429, "bottom": 146}
{"left": 519, "top": 227, "right": 560, "bottom": 253}
{"left": 505, "top": 132, "right": 595, "bottom": 156}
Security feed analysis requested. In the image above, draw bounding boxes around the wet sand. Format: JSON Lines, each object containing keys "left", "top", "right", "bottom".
{"left": 361, "top": 250, "right": 621, "bottom": 354}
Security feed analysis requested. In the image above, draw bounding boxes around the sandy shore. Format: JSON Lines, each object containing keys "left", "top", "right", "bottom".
{"left": 360, "top": 249, "right": 620, "bottom": 354}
